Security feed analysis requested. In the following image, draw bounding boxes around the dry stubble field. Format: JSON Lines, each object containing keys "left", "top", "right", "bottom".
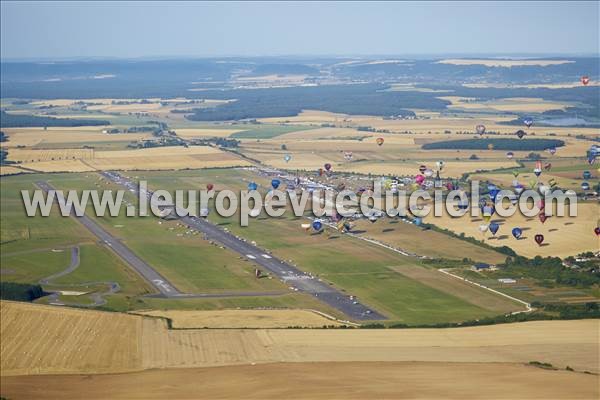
{"left": 1, "top": 301, "right": 598, "bottom": 399}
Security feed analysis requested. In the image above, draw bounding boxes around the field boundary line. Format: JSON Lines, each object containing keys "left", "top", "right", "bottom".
{"left": 438, "top": 268, "right": 532, "bottom": 315}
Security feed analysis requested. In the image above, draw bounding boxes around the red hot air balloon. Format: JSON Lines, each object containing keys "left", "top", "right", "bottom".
{"left": 538, "top": 199, "right": 545, "bottom": 211}
{"left": 581, "top": 76, "right": 590, "bottom": 86}
{"left": 539, "top": 213, "right": 548, "bottom": 224}
{"left": 206, "top": 183, "right": 214, "bottom": 191}
{"left": 534, "top": 234, "right": 545, "bottom": 245}
{"left": 324, "top": 163, "right": 332, "bottom": 171}
{"left": 415, "top": 175, "right": 425, "bottom": 185}
{"left": 376, "top": 137, "right": 384, "bottom": 146}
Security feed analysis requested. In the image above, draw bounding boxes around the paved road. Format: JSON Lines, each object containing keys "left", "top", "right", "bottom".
{"left": 101, "top": 171, "right": 386, "bottom": 321}
{"left": 36, "top": 181, "right": 180, "bottom": 297}
{"left": 39, "top": 246, "right": 121, "bottom": 307}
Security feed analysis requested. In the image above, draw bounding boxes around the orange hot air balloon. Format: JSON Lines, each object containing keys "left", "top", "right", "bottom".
{"left": 376, "top": 137, "right": 384, "bottom": 146}
{"left": 581, "top": 76, "right": 590, "bottom": 86}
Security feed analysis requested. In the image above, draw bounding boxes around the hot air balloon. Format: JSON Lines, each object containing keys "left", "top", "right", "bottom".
{"left": 515, "top": 184, "right": 524, "bottom": 194}
{"left": 595, "top": 227, "right": 600, "bottom": 236}
{"left": 479, "top": 224, "right": 489, "bottom": 233}
{"left": 544, "top": 163, "right": 552, "bottom": 171}
{"left": 512, "top": 170, "right": 520, "bottom": 178}
{"left": 583, "top": 170, "right": 592, "bottom": 179}
{"left": 581, "top": 182, "right": 590, "bottom": 191}
{"left": 476, "top": 124, "right": 486, "bottom": 135}
{"left": 206, "top": 183, "right": 214, "bottom": 191}
{"left": 487, "top": 143, "right": 494, "bottom": 150}
{"left": 539, "top": 185, "right": 550, "bottom": 196}
{"left": 581, "top": 76, "right": 590, "bottom": 86}
{"left": 414, "top": 217, "right": 422, "bottom": 226}
{"left": 548, "top": 178, "right": 557, "bottom": 189}
{"left": 424, "top": 169, "right": 434, "bottom": 178}
{"left": 324, "top": 163, "right": 332, "bottom": 172}
{"left": 419, "top": 165, "right": 427, "bottom": 174}
{"left": 376, "top": 137, "right": 385, "bottom": 146}
{"left": 547, "top": 148, "right": 556, "bottom": 155}
{"left": 344, "top": 151, "right": 353, "bottom": 161}
{"left": 512, "top": 227, "right": 523, "bottom": 239}
{"left": 538, "top": 199, "right": 545, "bottom": 211}
{"left": 523, "top": 117, "right": 534, "bottom": 128}
{"left": 506, "top": 151, "right": 514, "bottom": 159}
{"left": 539, "top": 213, "right": 548, "bottom": 224}
{"left": 271, "top": 179, "right": 281, "bottom": 189}
{"left": 534, "top": 161, "right": 543, "bottom": 177}
{"left": 516, "top": 130, "right": 526, "bottom": 139}
{"left": 415, "top": 175, "right": 425, "bottom": 185}
{"left": 248, "top": 182, "right": 258, "bottom": 191}
{"left": 312, "top": 220, "right": 323, "bottom": 231}
{"left": 284, "top": 154, "right": 292, "bottom": 163}
{"left": 436, "top": 160, "right": 445, "bottom": 171}
{"left": 301, "top": 223, "right": 311, "bottom": 231}
{"left": 534, "top": 234, "right": 544, "bottom": 246}
{"left": 489, "top": 222, "right": 499, "bottom": 236}
{"left": 588, "top": 154, "right": 596, "bottom": 165}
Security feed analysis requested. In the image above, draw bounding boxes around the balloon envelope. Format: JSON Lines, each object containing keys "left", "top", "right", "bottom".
{"left": 489, "top": 222, "right": 499, "bottom": 235}
{"left": 324, "top": 163, "right": 332, "bottom": 171}
{"left": 516, "top": 130, "right": 526, "bottom": 139}
{"left": 271, "top": 179, "right": 281, "bottom": 189}
{"left": 248, "top": 182, "right": 258, "bottom": 191}
{"left": 312, "top": 220, "right": 323, "bottom": 231}
{"left": 376, "top": 137, "right": 384, "bottom": 146}
{"left": 512, "top": 227, "right": 522, "bottom": 239}
{"left": 534, "top": 234, "right": 544, "bottom": 245}
{"left": 206, "top": 183, "right": 214, "bottom": 191}
{"left": 476, "top": 124, "right": 486, "bottom": 135}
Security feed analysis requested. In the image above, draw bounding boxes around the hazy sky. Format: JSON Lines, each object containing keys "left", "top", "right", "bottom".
{"left": 1, "top": 1, "right": 598, "bottom": 59}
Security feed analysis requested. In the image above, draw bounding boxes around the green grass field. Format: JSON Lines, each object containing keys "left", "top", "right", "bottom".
{"left": 230, "top": 124, "right": 312, "bottom": 139}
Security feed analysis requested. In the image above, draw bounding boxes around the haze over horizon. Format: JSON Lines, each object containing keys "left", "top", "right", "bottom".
{"left": 1, "top": 1, "right": 598, "bottom": 60}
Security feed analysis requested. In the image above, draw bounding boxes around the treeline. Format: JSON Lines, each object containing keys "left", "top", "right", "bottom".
{"left": 0, "top": 282, "right": 47, "bottom": 301}
{"left": 185, "top": 84, "right": 442, "bottom": 121}
{"left": 422, "top": 138, "right": 565, "bottom": 151}
{"left": 0, "top": 111, "right": 110, "bottom": 128}
{"left": 499, "top": 256, "right": 600, "bottom": 288}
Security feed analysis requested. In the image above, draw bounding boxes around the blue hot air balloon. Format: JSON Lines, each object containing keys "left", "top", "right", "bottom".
{"left": 271, "top": 179, "right": 281, "bottom": 190}
{"left": 583, "top": 171, "right": 592, "bottom": 180}
{"left": 487, "top": 184, "right": 497, "bottom": 192}
{"left": 248, "top": 182, "right": 258, "bottom": 191}
{"left": 489, "top": 189, "right": 500, "bottom": 202}
{"left": 523, "top": 117, "right": 534, "bottom": 128}
{"left": 414, "top": 217, "right": 422, "bottom": 226}
{"left": 581, "top": 182, "right": 590, "bottom": 191}
{"left": 512, "top": 227, "right": 523, "bottom": 239}
{"left": 284, "top": 154, "right": 292, "bottom": 163}
{"left": 489, "top": 222, "right": 499, "bottom": 236}
{"left": 312, "top": 220, "right": 323, "bottom": 231}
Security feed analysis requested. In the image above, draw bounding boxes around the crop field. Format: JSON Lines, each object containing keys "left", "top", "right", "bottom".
{"left": 15, "top": 146, "right": 251, "bottom": 172}
{"left": 3, "top": 362, "right": 596, "bottom": 400}
{"left": 173, "top": 128, "right": 246, "bottom": 138}
{"left": 136, "top": 309, "right": 344, "bottom": 328}
{"left": 2, "top": 301, "right": 598, "bottom": 377}
{"left": 422, "top": 202, "right": 599, "bottom": 259}
{"left": 7, "top": 148, "right": 94, "bottom": 163}
{"left": 1, "top": 127, "right": 152, "bottom": 147}
{"left": 0, "top": 166, "right": 31, "bottom": 176}
{"left": 440, "top": 96, "right": 574, "bottom": 113}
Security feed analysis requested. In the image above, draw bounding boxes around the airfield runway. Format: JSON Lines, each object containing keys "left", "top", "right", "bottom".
{"left": 100, "top": 172, "right": 386, "bottom": 321}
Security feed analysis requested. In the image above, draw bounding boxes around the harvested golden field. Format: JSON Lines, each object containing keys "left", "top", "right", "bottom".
{"left": 7, "top": 148, "right": 94, "bottom": 163}
{"left": 351, "top": 218, "right": 506, "bottom": 264}
{"left": 423, "top": 202, "right": 600, "bottom": 258}
{"left": 1, "top": 127, "right": 151, "bottom": 147}
{"left": 3, "top": 301, "right": 598, "bottom": 377}
{"left": 0, "top": 166, "right": 31, "bottom": 176}
{"left": 440, "top": 96, "right": 573, "bottom": 113}
{"left": 174, "top": 128, "right": 245, "bottom": 138}
{"left": 136, "top": 309, "right": 344, "bottom": 328}
{"left": 18, "top": 159, "right": 96, "bottom": 172}
{"left": 260, "top": 110, "right": 600, "bottom": 138}
{"left": 2, "top": 362, "right": 598, "bottom": 400}
{"left": 17, "top": 146, "right": 251, "bottom": 172}
{"left": 0, "top": 301, "right": 141, "bottom": 376}
{"left": 338, "top": 160, "right": 517, "bottom": 178}
{"left": 436, "top": 59, "right": 574, "bottom": 67}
